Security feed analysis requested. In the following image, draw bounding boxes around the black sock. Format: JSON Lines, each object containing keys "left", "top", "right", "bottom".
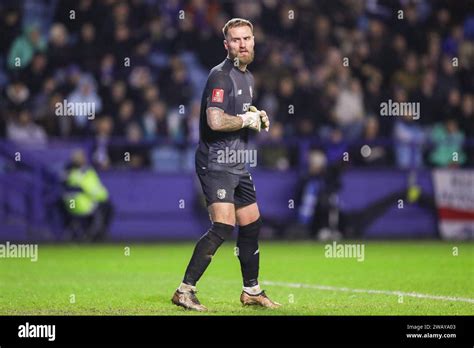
{"left": 183, "top": 222, "right": 234, "bottom": 286}
{"left": 237, "top": 218, "right": 262, "bottom": 287}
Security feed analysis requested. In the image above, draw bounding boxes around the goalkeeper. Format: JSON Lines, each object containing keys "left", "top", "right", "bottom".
{"left": 171, "top": 18, "right": 279, "bottom": 311}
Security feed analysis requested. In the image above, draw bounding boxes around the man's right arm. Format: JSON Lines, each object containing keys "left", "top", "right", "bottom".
{"left": 205, "top": 72, "right": 260, "bottom": 132}
{"left": 205, "top": 72, "right": 245, "bottom": 132}
{"left": 207, "top": 107, "right": 262, "bottom": 132}
{"left": 206, "top": 107, "right": 243, "bottom": 132}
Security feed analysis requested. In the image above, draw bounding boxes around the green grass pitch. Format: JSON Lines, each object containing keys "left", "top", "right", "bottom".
{"left": 0, "top": 241, "right": 473, "bottom": 315}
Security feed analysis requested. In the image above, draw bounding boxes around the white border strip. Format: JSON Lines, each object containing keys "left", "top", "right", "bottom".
{"left": 261, "top": 280, "right": 474, "bottom": 304}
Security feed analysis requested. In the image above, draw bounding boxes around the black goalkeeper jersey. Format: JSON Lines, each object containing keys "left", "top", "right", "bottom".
{"left": 195, "top": 58, "right": 255, "bottom": 175}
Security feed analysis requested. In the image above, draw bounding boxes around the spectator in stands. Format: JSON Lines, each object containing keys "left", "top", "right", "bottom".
{"left": 34, "top": 87, "right": 62, "bottom": 136}
{"left": 7, "top": 24, "right": 46, "bottom": 70}
{"left": 4, "top": 80, "right": 30, "bottom": 113}
{"left": 0, "top": 6, "right": 21, "bottom": 60}
{"left": 166, "top": 108, "right": 186, "bottom": 143}
{"left": 160, "top": 61, "right": 193, "bottom": 108}
{"left": 92, "top": 116, "right": 113, "bottom": 170}
{"left": 67, "top": 75, "right": 103, "bottom": 135}
{"left": 260, "top": 49, "right": 290, "bottom": 95}
{"left": 295, "top": 118, "right": 316, "bottom": 139}
{"left": 123, "top": 122, "right": 149, "bottom": 169}
{"left": 114, "top": 99, "right": 136, "bottom": 137}
{"left": 459, "top": 93, "right": 474, "bottom": 139}
{"left": 353, "top": 117, "right": 389, "bottom": 167}
{"left": 142, "top": 100, "right": 168, "bottom": 140}
{"left": 98, "top": 53, "right": 117, "bottom": 88}
{"left": 364, "top": 74, "right": 385, "bottom": 121}
{"left": 332, "top": 77, "right": 365, "bottom": 141}
{"left": 393, "top": 87, "right": 426, "bottom": 169}
{"left": 393, "top": 113, "right": 426, "bottom": 169}
{"left": 429, "top": 118, "right": 466, "bottom": 167}
{"left": 275, "top": 75, "right": 296, "bottom": 126}
{"left": 128, "top": 65, "right": 153, "bottom": 91}
{"left": 111, "top": 24, "right": 134, "bottom": 62}
{"left": 142, "top": 85, "right": 160, "bottom": 107}
{"left": 21, "top": 53, "right": 48, "bottom": 95}
{"left": 6, "top": 109, "right": 47, "bottom": 146}
{"left": 260, "top": 122, "right": 290, "bottom": 171}
{"left": 443, "top": 88, "right": 462, "bottom": 118}
{"left": 392, "top": 51, "right": 422, "bottom": 93}
{"left": 53, "top": 0, "right": 104, "bottom": 34}
{"left": 412, "top": 69, "right": 442, "bottom": 125}
{"left": 75, "top": 22, "right": 100, "bottom": 73}
{"left": 47, "top": 23, "right": 72, "bottom": 69}
{"left": 103, "top": 80, "right": 127, "bottom": 116}
{"left": 438, "top": 55, "right": 460, "bottom": 96}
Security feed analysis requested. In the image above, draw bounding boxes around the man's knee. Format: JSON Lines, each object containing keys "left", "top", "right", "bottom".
{"left": 236, "top": 203, "right": 260, "bottom": 226}
{"left": 238, "top": 218, "right": 262, "bottom": 238}
{"left": 200, "top": 222, "right": 234, "bottom": 256}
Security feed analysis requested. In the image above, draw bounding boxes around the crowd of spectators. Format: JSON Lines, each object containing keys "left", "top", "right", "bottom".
{"left": 1, "top": 0, "right": 473, "bottom": 171}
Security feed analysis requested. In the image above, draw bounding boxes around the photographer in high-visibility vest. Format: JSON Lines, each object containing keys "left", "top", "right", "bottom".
{"left": 63, "top": 149, "right": 113, "bottom": 241}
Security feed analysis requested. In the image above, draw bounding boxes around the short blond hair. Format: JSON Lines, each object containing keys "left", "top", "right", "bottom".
{"left": 222, "top": 18, "right": 253, "bottom": 39}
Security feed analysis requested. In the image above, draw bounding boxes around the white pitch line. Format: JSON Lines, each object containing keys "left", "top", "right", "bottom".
{"left": 261, "top": 280, "right": 474, "bottom": 304}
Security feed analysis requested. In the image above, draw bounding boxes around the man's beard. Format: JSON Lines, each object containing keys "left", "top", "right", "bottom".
{"left": 230, "top": 50, "right": 254, "bottom": 66}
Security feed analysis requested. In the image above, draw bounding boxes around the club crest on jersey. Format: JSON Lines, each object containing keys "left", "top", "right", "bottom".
{"left": 211, "top": 88, "right": 224, "bottom": 103}
{"left": 217, "top": 189, "right": 226, "bottom": 200}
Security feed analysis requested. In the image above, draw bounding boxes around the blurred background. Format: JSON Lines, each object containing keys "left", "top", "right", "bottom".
{"left": 0, "top": 0, "right": 473, "bottom": 243}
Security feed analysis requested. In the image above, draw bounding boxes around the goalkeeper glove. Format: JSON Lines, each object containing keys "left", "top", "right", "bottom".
{"left": 238, "top": 110, "right": 261, "bottom": 131}
{"left": 249, "top": 106, "right": 270, "bottom": 132}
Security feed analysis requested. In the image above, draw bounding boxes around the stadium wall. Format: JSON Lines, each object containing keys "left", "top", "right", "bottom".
{"left": 0, "top": 167, "right": 439, "bottom": 241}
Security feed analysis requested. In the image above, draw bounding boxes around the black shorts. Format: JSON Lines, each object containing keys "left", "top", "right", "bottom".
{"left": 197, "top": 170, "right": 257, "bottom": 207}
